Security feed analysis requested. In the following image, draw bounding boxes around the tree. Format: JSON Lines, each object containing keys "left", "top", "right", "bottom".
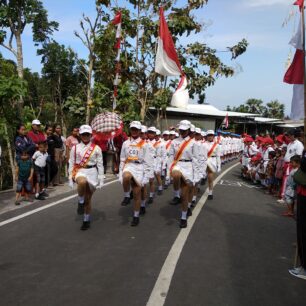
{"left": 93, "top": 0, "right": 248, "bottom": 121}
{"left": 264, "top": 100, "right": 284, "bottom": 119}
{"left": 0, "top": 0, "right": 58, "bottom": 117}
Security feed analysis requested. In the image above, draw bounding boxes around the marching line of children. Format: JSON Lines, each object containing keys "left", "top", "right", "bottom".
{"left": 67, "top": 121, "right": 243, "bottom": 230}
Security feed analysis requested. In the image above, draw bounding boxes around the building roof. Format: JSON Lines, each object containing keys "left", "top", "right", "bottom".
{"left": 164, "top": 104, "right": 257, "bottom": 118}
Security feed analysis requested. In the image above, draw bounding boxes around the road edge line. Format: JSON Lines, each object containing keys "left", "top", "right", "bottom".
{"left": 146, "top": 162, "right": 239, "bottom": 306}
{"left": 0, "top": 179, "right": 119, "bottom": 228}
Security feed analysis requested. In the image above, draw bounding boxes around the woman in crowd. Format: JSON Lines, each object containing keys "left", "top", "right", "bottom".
{"left": 65, "top": 127, "right": 80, "bottom": 162}
{"left": 15, "top": 124, "right": 36, "bottom": 161}
{"left": 52, "top": 124, "right": 64, "bottom": 185}
{"left": 45, "top": 125, "right": 58, "bottom": 188}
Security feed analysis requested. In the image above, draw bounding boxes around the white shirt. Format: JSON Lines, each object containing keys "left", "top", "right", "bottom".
{"left": 32, "top": 151, "right": 48, "bottom": 168}
{"left": 284, "top": 139, "right": 304, "bottom": 162}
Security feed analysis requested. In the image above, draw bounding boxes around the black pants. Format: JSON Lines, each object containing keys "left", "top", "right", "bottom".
{"left": 45, "top": 159, "right": 58, "bottom": 187}
{"left": 102, "top": 151, "right": 107, "bottom": 174}
{"left": 297, "top": 194, "right": 306, "bottom": 268}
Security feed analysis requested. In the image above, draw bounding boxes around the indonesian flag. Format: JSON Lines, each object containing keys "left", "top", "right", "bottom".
{"left": 223, "top": 113, "right": 229, "bottom": 128}
{"left": 283, "top": 1, "right": 305, "bottom": 120}
{"left": 155, "top": 7, "right": 189, "bottom": 108}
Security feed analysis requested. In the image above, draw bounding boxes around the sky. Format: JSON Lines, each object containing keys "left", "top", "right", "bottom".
{"left": 0, "top": 0, "right": 299, "bottom": 114}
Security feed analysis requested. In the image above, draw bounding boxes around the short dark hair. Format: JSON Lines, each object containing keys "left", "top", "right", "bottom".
{"left": 269, "top": 151, "right": 276, "bottom": 158}
{"left": 290, "top": 155, "right": 301, "bottom": 164}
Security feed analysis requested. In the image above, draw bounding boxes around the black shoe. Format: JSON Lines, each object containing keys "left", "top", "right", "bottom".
{"left": 187, "top": 208, "right": 192, "bottom": 217}
{"left": 77, "top": 202, "right": 84, "bottom": 215}
{"left": 157, "top": 189, "right": 163, "bottom": 196}
{"left": 208, "top": 194, "right": 213, "bottom": 200}
{"left": 35, "top": 194, "right": 45, "bottom": 200}
{"left": 131, "top": 217, "right": 140, "bottom": 226}
{"left": 140, "top": 206, "right": 146, "bottom": 215}
{"left": 148, "top": 197, "right": 154, "bottom": 204}
{"left": 130, "top": 191, "right": 134, "bottom": 199}
{"left": 191, "top": 199, "right": 196, "bottom": 207}
{"left": 121, "top": 197, "right": 131, "bottom": 206}
{"left": 80, "top": 221, "right": 90, "bottom": 230}
{"left": 40, "top": 191, "right": 49, "bottom": 197}
{"left": 170, "top": 197, "right": 180, "bottom": 205}
{"left": 180, "top": 219, "right": 187, "bottom": 228}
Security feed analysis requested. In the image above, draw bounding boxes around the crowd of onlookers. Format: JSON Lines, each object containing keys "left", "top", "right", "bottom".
{"left": 14, "top": 119, "right": 127, "bottom": 205}
{"left": 241, "top": 129, "right": 305, "bottom": 217}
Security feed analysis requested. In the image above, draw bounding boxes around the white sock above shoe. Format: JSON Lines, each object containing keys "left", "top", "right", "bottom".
{"left": 208, "top": 190, "right": 213, "bottom": 196}
{"left": 141, "top": 201, "right": 146, "bottom": 207}
{"left": 149, "top": 192, "right": 154, "bottom": 198}
{"left": 124, "top": 192, "right": 130, "bottom": 198}
{"left": 192, "top": 195, "right": 196, "bottom": 202}
{"left": 83, "top": 214, "right": 90, "bottom": 222}
{"left": 158, "top": 186, "right": 163, "bottom": 191}
{"left": 174, "top": 190, "right": 180, "bottom": 198}
{"left": 78, "top": 196, "right": 85, "bottom": 204}
{"left": 181, "top": 211, "right": 187, "bottom": 220}
{"left": 188, "top": 203, "right": 191, "bottom": 208}
{"left": 134, "top": 211, "right": 140, "bottom": 217}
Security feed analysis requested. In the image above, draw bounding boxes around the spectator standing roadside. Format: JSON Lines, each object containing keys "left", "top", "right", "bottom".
{"left": 65, "top": 128, "right": 80, "bottom": 162}
{"left": 15, "top": 150, "right": 34, "bottom": 205}
{"left": 52, "top": 124, "right": 64, "bottom": 185}
{"left": 15, "top": 124, "right": 36, "bottom": 161}
{"left": 27, "top": 119, "right": 46, "bottom": 148}
{"left": 45, "top": 125, "right": 58, "bottom": 188}
{"left": 289, "top": 151, "right": 306, "bottom": 280}
{"left": 32, "top": 142, "right": 48, "bottom": 200}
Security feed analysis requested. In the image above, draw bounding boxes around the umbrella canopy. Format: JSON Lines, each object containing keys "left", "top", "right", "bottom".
{"left": 91, "top": 112, "right": 123, "bottom": 142}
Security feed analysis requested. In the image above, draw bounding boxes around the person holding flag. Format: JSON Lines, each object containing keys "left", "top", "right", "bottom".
{"left": 204, "top": 130, "right": 221, "bottom": 200}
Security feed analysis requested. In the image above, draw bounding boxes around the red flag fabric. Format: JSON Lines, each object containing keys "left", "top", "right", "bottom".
{"left": 294, "top": 0, "right": 304, "bottom": 11}
{"left": 155, "top": 7, "right": 182, "bottom": 76}
{"left": 283, "top": 49, "right": 304, "bottom": 84}
{"left": 224, "top": 113, "right": 229, "bottom": 128}
{"left": 112, "top": 12, "right": 122, "bottom": 25}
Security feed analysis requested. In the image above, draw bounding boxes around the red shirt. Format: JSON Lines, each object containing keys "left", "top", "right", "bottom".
{"left": 27, "top": 130, "right": 46, "bottom": 145}
{"left": 297, "top": 185, "right": 306, "bottom": 197}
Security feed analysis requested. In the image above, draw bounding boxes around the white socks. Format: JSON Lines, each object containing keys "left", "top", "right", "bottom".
{"left": 158, "top": 185, "right": 163, "bottom": 191}
{"left": 134, "top": 211, "right": 140, "bottom": 217}
{"left": 192, "top": 195, "right": 196, "bottom": 202}
{"left": 141, "top": 200, "right": 146, "bottom": 207}
{"left": 181, "top": 211, "right": 187, "bottom": 220}
{"left": 78, "top": 196, "right": 85, "bottom": 204}
{"left": 83, "top": 214, "right": 90, "bottom": 222}
{"left": 174, "top": 190, "right": 180, "bottom": 198}
{"left": 208, "top": 189, "right": 213, "bottom": 196}
{"left": 124, "top": 192, "right": 130, "bottom": 198}
{"left": 188, "top": 203, "right": 191, "bottom": 208}
{"left": 149, "top": 192, "right": 154, "bottom": 198}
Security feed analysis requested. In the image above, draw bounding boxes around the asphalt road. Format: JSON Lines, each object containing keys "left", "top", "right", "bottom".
{"left": 0, "top": 162, "right": 305, "bottom": 306}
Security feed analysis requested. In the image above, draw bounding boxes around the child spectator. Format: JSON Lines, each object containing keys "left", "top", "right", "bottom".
{"left": 32, "top": 142, "right": 48, "bottom": 200}
{"left": 281, "top": 155, "right": 301, "bottom": 217}
{"left": 275, "top": 148, "right": 286, "bottom": 198}
{"left": 266, "top": 150, "right": 276, "bottom": 194}
{"left": 15, "top": 150, "right": 34, "bottom": 205}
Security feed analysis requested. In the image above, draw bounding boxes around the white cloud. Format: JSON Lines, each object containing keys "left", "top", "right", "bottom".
{"left": 247, "top": 0, "right": 291, "bottom": 7}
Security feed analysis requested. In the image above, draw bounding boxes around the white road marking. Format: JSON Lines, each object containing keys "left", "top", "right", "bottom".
{"left": 146, "top": 163, "right": 239, "bottom": 306}
{"left": 0, "top": 179, "right": 119, "bottom": 228}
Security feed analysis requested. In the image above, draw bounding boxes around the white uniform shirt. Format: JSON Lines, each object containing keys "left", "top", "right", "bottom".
{"left": 120, "top": 137, "right": 152, "bottom": 185}
{"left": 204, "top": 140, "right": 221, "bottom": 172}
{"left": 32, "top": 151, "right": 48, "bottom": 168}
{"left": 284, "top": 139, "right": 304, "bottom": 162}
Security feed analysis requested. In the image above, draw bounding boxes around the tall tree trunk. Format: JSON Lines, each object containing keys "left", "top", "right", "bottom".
{"left": 15, "top": 32, "right": 24, "bottom": 119}
{"left": 3, "top": 122, "right": 16, "bottom": 186}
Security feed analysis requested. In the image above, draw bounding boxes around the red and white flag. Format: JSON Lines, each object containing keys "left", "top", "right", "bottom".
{"left": 223, "top": 113, "right": 229, "bottom": 128}
{"left": 155, "top": 7, "right": 189, "bottom": 108}
{"left": 283, "top": 1, "right": 304, "bottom": 120}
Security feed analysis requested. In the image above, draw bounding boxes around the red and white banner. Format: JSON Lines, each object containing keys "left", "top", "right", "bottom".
{"left": 155, "top": 7, "right": 189, "bottom": 108}
{"left": 112, "top": 11, "right": 122, "bottom": 110}
{"left": 223, "top": 112, "right": 229, "bottom": 128}
{"left": 284, "top": 1, "right": 305, "bottom": 120}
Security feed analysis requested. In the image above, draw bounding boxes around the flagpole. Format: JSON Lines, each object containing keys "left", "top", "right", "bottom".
{"left": 303, "top": 4, "right": 306, "bottom": 145}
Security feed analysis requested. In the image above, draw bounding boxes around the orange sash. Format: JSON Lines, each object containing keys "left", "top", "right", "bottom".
{"left": 208, "top": 141, "right": 218, "bottom": 158}
{"left": 125, "top": 139, "right": 146, "bottom": 164}
{"left": 72, "top": 143, "right": 96, "bottom": 180}
{"left": 153, "top": 140, "right": 161, "bottom": 148}
{"left": 166, "top": 140, "right": 172, "bottom": 150}
{"left": 170, "top": 138, "right": 192, "bottom": 172}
